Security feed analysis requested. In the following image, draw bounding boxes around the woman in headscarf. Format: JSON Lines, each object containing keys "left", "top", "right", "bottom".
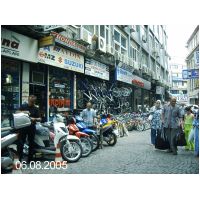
{"left": 149, "top": 100, "right": 162, "bottom": 145}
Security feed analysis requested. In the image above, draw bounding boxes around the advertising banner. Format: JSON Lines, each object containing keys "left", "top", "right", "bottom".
{"left": 1, "top": 28, "right": 38, "bottom": 62}
{"left": 38, "top": 46, "right": 84, "bottom": 73}
{"left": 85, "top": 58, "right": 109, "bottom": 80}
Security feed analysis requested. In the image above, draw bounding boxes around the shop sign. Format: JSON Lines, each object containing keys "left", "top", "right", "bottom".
{"left": 182, "top": 69, "right": 199, "bottom": 79}
{"left": 172, "top": 94, "right": 188, "bottom": 103}
{"left": 115, "top": 66, "right": 133, "bottom": 84}
{"left": 132, "top": 75, "right": 151, "bottom": 90}
{"left": 38, "top": 46, "right": 84, "bottom": 73}
{"left": 51, "top": 31, "right": 86, "bottom": 53}
{"left": 1, "top": 28, "right": 38, "bottom": 62}
{"left": 49, "top": 98, "right": 70, "bottom": 107}
{"left": 85, "top": 58, "right": 109, "bottom": 80}
{"left": 39, "top": 35, "right": 55, "bottom": 48}
{"left": 156, "top": 86, "right": 164, "bottom": 94}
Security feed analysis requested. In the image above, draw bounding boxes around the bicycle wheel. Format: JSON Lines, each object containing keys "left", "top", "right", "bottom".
{"left": 112, "top": 87, "right": 121, "bottom": 97}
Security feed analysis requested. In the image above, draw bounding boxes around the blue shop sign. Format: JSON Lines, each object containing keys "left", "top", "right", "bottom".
{"left": 182, "top": 69, "right": 199, "bottom": 79}
{"left": 115, "top": 66, "right": 133, "bottom": 84}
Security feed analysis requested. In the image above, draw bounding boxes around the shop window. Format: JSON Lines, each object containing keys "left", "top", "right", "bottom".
{"left": 1, "top": 58, "right": 20, "bottom": 128}
{"left": 32, "top": 71, "right": 44, "bottom": 84}
{"left": 49, "top": 67, "right": 71, "bottom": 119}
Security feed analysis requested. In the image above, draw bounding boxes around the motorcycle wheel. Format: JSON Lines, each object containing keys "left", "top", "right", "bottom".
{"left": 80, "top": 137, "right": 93, "bottom": 157}
{"left": 89, "top": 134, "right": 100, "bottom": 151}
{"left": 106, "top": 133, "right": 117, "bottom": 146}
{"left": 60, "top": 140, "right": 82, "bottom": 163}
{"left": 136, "top": 124, "right": 144, "bottom": 131}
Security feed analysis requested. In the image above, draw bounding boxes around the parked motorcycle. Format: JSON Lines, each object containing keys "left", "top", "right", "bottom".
{"left": 68, "top": 117, "right": 93, "bottom": 157}
{"left": 75, "top": 115, "right": 100, "bottom": 151}
{"left": 98, "top": 117, "right": 118, "bottom": 146}
{"left": 22, "top": 114, "right": 83, "bottom": 163}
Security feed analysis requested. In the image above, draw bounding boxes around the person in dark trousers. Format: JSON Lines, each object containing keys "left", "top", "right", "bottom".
{"left": 162, "top": 97, "right": 183, "bottom": 155}
{"left": 17, "top": 95, "right": 41, "bottom": 162}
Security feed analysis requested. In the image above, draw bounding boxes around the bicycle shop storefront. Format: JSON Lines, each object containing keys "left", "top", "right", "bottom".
{"left": 75, "top": 58, "right": 110, "bottom": 113}
{"left": 1, "top": 28, "right": 38, "bottom": 128}
{"left": 115, "top": 65, "right": 134, "bottom": 113}
{"left": 131, "top": 75, "right": 151, "bottom": 112}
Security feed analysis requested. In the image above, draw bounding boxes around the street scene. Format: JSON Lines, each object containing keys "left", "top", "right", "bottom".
{"left": 1, "top": 25, "right": 199, "bottom": 174}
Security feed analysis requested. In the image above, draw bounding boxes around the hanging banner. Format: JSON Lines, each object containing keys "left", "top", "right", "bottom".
{"left": 38, "top": 46, "right": 84, "bottom": 73}
{"left": 115, "top": 66, "right": 133, "bottom": 84}
{"left": 85, "top": 58, "right": 109, "bottom": 80}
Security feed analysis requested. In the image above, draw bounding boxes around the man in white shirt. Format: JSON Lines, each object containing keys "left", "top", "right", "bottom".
{"left": 81, "top": 102, "right": 96, "bottom": 128}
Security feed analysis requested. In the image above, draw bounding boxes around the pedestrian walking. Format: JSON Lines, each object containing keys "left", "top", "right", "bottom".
{"left": 184, "top": 107, "right": 195, "bottom": 151}
{"left": 193, "top": 110, "right": 199, "bottom": 157}
{"left": 179, "top": 103, "right": 186, "bottom": 118}
{"left": 150, "top": 100, "right": 162, "bottom": 145}
{"left": 17, "top": 95, "right": 41, "bottom": 162}
{"left": 162, "top": 97, "right": 183, "bottom": 155}
{"left": 81, "top": 102, "right": 96, "bottom": 129}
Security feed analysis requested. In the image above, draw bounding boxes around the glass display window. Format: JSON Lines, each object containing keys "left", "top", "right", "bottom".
{"left": 1, "top": 58, "right": 20, "bottom": 128}
{"left": 49, "top": 67, "right": 71, "bottom": 119}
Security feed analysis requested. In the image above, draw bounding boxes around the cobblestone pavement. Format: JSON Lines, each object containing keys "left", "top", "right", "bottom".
{"left": 22, "top": 129, "right": 199, "bottom": 174}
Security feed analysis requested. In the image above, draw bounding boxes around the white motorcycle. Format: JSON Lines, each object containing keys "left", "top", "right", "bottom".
{"left": 23, "top": 114, "right": 83, "bottom": 163}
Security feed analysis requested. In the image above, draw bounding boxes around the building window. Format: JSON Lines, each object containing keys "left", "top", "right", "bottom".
{"left": 1, "top": 58, "right": 20, "bottom": 128}
{"left": 83, "top": 25, "right": 94, "bottom": 34}
{"left": 114, "top": 30, "right": 120, "bottom": 43}
{"left": 130, "top": 46, "right": 139, "bottom": 62}
{"left": 100, "top": 25, "right": 105, "bottom": 38}
{"left": 114, "top": 29, "right": 127, "bottom": 55}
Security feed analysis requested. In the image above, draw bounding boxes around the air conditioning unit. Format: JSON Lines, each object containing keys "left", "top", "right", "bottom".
{"left": 123, "top": 55, "right": 129, "bottom": 65}
{"left": 130, "top": 25, "right": 136, "bottom": 32}
{"left": 142, "top": 35, "right": 147, "bottom": 43}
{"left": 77, "top": 26, "right": 92, "bottom": 45}
{"left": 133, "top": 61, "right": 139, "bottom": 69}
{"left": 115, "top": 51, "right": 123, "bottom": 62}
{"left": 106, "top": 45, "right": 115, "bottom": 55}
{"left": 97, "top": 27, "right": 106, "bottom": 53}
{"left": 129, "top": 58, "right": 134, "bottom": 67}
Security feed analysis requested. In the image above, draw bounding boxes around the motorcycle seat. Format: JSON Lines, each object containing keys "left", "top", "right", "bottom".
{"left": 1, "top": 130, "right": 13, "bottom": 138}
{"left": 34, "top": 144, "right": 56, "bottom": 151}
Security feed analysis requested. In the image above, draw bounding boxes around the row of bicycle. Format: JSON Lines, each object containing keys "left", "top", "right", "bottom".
{"left": 113, "top": 112, "right": 151, "bottom": 132}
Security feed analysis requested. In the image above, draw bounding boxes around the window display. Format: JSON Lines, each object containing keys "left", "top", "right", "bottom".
{"left": 49, "top": 67, "right": 71, "bottom": 119}
{"left": 1, "top": 58, "right": 20, "bottom": 128}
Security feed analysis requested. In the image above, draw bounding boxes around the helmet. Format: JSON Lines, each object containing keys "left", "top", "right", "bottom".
{"left": 55, "top": 114, "right": 64, "bottom": 122}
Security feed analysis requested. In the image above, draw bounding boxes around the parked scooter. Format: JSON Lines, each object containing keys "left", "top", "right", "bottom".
{"left": 24, "top": 114, "right": 83, "bottom": 163}
{"left": 98, "top": 116, "right": 118, "bottom": 146}
{"left": 68, "top": 117, "right": 93, "bottom": 157}
{"left": 75, "top": 115, "right": 100, "bottom": 151}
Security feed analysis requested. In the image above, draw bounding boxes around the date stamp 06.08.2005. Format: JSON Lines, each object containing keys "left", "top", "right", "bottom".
{"left": 15, "top": 160, "right": 68, "bottom": 170}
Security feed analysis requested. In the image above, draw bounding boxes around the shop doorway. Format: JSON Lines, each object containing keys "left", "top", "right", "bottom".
{"left": 29, "top": 84, "right": 47, "bottom": 122}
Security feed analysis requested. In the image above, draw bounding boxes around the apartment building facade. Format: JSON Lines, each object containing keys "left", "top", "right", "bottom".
{"left": 169, "top": 63, "right": 188, "bottom": 104}
{"left": 1, "top": 25, "right": 170, "bottom": 127}
{"left": 185, "top": 25, "right": 199, "bottom": 105}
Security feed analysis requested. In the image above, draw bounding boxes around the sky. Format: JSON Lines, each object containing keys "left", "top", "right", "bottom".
{"left": 166, "top": 24, "right": 197, "bottom": 65}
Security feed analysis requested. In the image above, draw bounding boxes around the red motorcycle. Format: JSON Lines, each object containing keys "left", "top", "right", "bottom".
{"left": 68, "top": 118, "right": 93, "bottom": 157}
